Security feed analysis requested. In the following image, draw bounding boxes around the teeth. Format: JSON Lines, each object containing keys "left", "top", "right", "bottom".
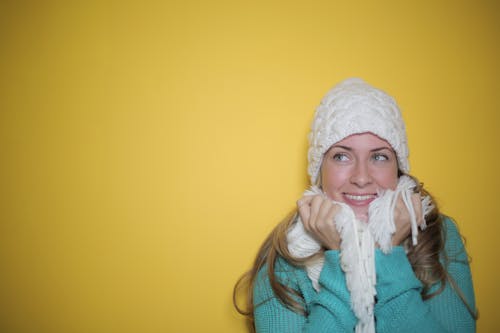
{"left": 345, "top": 194, "right": 374, "bottom": 201}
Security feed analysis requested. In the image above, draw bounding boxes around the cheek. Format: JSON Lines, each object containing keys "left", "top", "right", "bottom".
{"left": 321, "top": 165, "right": 349, "bottom": 194}
{"left": 375, "top": 168, "right": 399, "bottom": 189}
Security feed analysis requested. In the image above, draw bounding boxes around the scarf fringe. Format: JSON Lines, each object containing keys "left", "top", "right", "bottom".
{"left": 287, "top": 176, "right": 433, "bottom": 333}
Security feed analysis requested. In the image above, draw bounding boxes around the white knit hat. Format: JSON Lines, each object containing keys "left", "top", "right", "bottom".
{"left": 308, "top": 78, "right": 409, "bottom": 185}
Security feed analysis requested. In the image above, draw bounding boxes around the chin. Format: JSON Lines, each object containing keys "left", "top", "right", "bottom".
{"left": 352, "top": 208, "right": 369, "bottom": 221}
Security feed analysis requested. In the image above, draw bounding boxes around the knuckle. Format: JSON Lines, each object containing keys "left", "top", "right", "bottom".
{"left": 312, "top": 195, "right": 323, "bottom": 206}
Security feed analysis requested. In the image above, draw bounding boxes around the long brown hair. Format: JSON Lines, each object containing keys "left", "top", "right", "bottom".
{"left": 233, "top": 174, "right": 477, "bottom": 331}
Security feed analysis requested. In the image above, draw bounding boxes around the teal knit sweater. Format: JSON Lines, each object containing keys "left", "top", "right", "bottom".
{"left": 253, "top": 217, "right": 476, "bottom": 332}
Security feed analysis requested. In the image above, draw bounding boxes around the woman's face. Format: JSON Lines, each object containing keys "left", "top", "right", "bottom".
{"left": 321, "top": 132, "right": 399, "bottom": 221}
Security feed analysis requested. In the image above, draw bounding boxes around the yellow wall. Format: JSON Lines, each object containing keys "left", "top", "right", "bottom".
{"left": 1, "top": 1, "right": 498, "bottom": 332}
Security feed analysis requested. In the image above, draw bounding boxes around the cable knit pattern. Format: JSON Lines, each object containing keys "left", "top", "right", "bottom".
{"left": 308, "top": 78, "right": 409, "bottom": 185}
{"left": 254, "top": 217, "right": 476, "bottom": 333}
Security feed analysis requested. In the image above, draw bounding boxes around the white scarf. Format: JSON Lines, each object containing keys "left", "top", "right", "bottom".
{"left": 287, "top": 176, "right": 433, "bottom": 333}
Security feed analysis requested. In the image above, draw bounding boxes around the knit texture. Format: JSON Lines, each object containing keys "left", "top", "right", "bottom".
{"left": 253, "top": 217, "right": 476, "bottom": 333}
{"left": 308, "top": 78, "right": 408, "bottom": 185}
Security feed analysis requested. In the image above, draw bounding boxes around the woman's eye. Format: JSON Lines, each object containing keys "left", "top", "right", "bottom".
{"left": 373, "top": 153, "right": 389, "bottom": 161}
{"left": 333, "top": 153, "right": 349, "bottom": 161}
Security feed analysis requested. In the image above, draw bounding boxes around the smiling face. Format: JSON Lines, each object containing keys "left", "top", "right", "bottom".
{"left": 320, "top": 132, "right": 399, "bottom": 221}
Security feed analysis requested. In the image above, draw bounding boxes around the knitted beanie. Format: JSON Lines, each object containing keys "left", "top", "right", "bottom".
{"left": 308, "top": 78, "right": 409, "bottom": 185}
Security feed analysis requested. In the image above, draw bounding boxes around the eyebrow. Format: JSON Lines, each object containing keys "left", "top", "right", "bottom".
{"left": 331, "top": 145, "right": 393, "bottom": 152}
{"left": 371, "top": 147, "right": 393, "bottom": 152}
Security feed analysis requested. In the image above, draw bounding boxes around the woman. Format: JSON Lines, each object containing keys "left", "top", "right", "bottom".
{"left": 234, "top": 78, "right": 477, "bottom": 332}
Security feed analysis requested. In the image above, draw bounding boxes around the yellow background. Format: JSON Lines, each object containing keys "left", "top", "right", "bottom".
{"left": 1, "top": 1, "right": 498, "bottom": 332}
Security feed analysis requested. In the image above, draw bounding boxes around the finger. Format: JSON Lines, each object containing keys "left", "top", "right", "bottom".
{"left": 307, "top": 195, "right": 324, "bottom": 232}
{"left": 411, "top": 193, "right": 424, "bottom": 226}
{"left": 393, "top": 193, "right": 407, "bottom": 221}
{"left": 298, "top": 195, "right": 319, "bottom": 230}
{"left": 297, "top": 195, "right": 314, "bottom": 208}
{"left": 323, "top": 203, "right": 341, "bottom": 245}
{"left": 314, "top": 199, "right": 335, "bottom": 233}
{"left": 317, "top": 199, "right": 333, "bottom": 222}
{"left": 297, "top": 196, "right": 313, "bottom": 227}
{"left": 325, "top": 203, "right": 340, "bottom": 227}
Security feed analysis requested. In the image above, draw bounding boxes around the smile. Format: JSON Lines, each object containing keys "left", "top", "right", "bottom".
{"left": 344, "top": 194, "right": 376, "bottom": 201}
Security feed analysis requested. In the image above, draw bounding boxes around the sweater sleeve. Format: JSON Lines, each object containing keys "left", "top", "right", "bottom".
{"left": 253, "top": 251, "right": 357, "bottom": 333}
{"left": 374, "top": 217, "right": 476, "bottom": 333}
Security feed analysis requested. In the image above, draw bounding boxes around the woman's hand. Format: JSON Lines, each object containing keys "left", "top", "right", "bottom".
{"left": 392, "top": 193, "right": 424, "bottom": 246}
{"left": 297, "top": 195, "right": 341, "bottom": 250}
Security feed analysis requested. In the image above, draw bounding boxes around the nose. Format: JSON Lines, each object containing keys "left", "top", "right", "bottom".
{"left": 350, "top": 162, "right": 372, "bottom": 187}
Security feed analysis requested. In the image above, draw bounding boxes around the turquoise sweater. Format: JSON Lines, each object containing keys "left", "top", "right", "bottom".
{"left": 253, "top": 217, "right": 476, "bottom": 332}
